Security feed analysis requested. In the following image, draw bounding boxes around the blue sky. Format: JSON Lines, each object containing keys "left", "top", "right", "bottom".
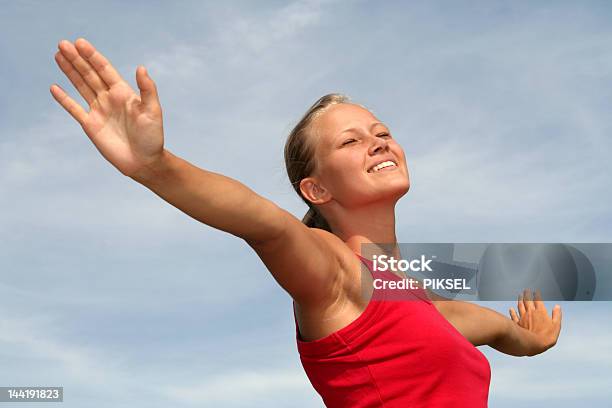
{"left": 1, "top": 0, "right": 611, "bottom": 406}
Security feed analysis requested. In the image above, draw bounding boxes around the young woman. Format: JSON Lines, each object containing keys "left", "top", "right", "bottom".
{"left": 50, "top": 38, "right": 562, "bottom": 407}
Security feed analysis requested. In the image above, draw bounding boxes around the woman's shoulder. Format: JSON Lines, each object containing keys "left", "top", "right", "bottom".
{"left": 308, "top": 227, "right": 362, "bottom": 282}
{"left": 309, "top": 227, "right": 354, "bottom": 256}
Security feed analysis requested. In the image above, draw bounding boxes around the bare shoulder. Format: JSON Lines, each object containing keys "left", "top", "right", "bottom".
{"left": 298, "top": 228, "right": 366, "bottom": 317}
{"left": 309, "top": 228, "right": 358, "bottom": 266}
{"left": 308, "top": 228, "right": 363, "bottom": 285}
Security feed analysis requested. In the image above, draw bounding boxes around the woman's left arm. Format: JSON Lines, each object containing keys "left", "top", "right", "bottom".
{"left": 428, "top": 288, "right": 562, "bottom": 357}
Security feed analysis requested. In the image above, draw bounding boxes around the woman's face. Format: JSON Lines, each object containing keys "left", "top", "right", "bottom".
{"left": 305, "top": 103, "right": 410, "bottom": 208}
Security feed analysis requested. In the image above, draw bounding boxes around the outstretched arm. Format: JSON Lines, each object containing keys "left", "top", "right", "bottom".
{"left": 51, "top": 38, "right": 347, "bottom": 307}
{"left": 50, "top": 38, "right": 280, "bottom": 243}
{"left": 428, "top": 289, "right": 562, "bottom": 356}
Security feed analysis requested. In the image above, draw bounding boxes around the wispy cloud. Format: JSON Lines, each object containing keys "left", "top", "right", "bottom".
{"left": 2, "top": 1, "right": 612, "bottom": 407}
{"left": 163, "top": 368, "right": 317, "bottom": 406}
{"left": 0, "top": 314, "right": 126, "bottom": 387}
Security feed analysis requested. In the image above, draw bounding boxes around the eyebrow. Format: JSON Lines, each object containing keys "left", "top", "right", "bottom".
{"left": 338, "top": 122, "right": 387, "bottom": 138}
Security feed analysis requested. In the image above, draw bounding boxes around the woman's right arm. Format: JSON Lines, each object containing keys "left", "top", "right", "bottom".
{"left": 131, "top": 149, "right": 348, "bottom": 308}
{"left": 51, "top": 38, "right": 346, "bottom": 308}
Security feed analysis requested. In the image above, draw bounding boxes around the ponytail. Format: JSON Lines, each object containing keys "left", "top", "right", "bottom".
{"left": 284, "top": 93, "right": 352, "bottom": 235}
{"left": 301, "top": 206, "right": 332, "bottom": 232}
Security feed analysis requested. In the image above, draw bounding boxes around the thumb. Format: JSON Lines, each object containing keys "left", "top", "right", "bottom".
{"left": 136, "top": 66, "right": 160, "bottom": 110}
{"left": 509, "top": 308, "right": 519, "bottom": 324}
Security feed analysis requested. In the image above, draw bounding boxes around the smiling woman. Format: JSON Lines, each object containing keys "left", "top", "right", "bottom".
{"left": 284, "top": 94, "right": 408, "bottom": 234}
{"left": 51, "top": 38, "right": 562, "bottom": 408}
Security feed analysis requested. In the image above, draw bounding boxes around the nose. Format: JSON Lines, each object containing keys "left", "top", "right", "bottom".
{"left": 368, "top": 134, "right": 389, "bottom": 155}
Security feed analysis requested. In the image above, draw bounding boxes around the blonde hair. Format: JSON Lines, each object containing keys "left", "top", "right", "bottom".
{"left": 284, "top": 93, "right": 351, "bottom": 233}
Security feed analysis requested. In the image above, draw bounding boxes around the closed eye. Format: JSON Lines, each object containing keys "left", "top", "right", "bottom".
{"left": 342, "top": 138, "right": 357, "bottom": 146}
{"left": 377, "top": 133, "right": 391, "bottom": 138}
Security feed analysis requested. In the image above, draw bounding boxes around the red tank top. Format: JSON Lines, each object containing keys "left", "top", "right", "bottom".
{"left": 293, "top": 253, "right": 490, "bottom": 407}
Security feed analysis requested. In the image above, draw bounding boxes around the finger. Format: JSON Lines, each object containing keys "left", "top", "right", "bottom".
{"left": 509, "top": 308, "right": 520, "bottom": 323}
{"left": 50, "top": 84, "right": 88, "bottom": 125}
{"left": 552, "top": 304, "right": 562, "bottom": 326}
{"left": 54, "top": 51, "right": 96, "bottom": 106}
{"left": 74, "top": 37, "right": 123, "bottom": 87}
{"left": 524, "top": 288, "right": 535, "bottom": 311}
{"left": 136, "top": 66, "right": 160, "bottom": 112}
{"left": 552, "top": 305, "right": 562, "bottom": 341}
{"left": 518, "top": 292, "right": 526, "bottom": 317}
{"left": 534, "top": 288, "right": 545, "bottom": 310}
{"left": 58, "top": 40, "right": 108, "bottom": 94}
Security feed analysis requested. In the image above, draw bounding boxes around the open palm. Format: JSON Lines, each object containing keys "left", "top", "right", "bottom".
{"left": 50, "top": 38, "right": 164, "bottom": 177}
{"left": 509, "top": 288, "right": 562, "bottom": 353}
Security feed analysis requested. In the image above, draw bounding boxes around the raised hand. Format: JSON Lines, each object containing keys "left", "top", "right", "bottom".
{"left": 509, "top": 288, "right": 562, "bottom": 355}
{"left": 50, "top": 38, "right": 164, "bottom": 178}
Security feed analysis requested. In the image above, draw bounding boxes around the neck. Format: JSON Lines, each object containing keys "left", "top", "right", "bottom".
{"left": 327, "top": 200, "right": 401, "bottom": 259}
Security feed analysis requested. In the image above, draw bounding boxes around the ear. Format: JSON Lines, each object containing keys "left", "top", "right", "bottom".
{"left": 300, "top": 177, "right": 332, "bottom": 205}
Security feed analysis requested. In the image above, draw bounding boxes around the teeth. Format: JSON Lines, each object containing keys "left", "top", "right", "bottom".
{"left": 369, "top": 160, "right": 396, "bottom": 172}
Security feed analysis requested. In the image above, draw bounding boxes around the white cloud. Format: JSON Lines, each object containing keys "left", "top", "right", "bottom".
{"left": 142, "top": 0, "right": 328, "bottom": 83}
{"left": 0, "top": 314, "right": 125, "bottom": 387}
{"left": 163, "top": 368, "right": 319, "bottom": 406}
{"left": 2, "top": 2, "right": 612, "bottom": 407}
{"left": 492, "top": 364, "right": 612, "bottom": 400}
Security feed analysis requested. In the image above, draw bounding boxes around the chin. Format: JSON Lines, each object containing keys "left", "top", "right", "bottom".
{"left": 378, "top": 179, "right": 410, "bottom": 202}
{"left": 399, "top": 181, "right": 410, "bottom": 196}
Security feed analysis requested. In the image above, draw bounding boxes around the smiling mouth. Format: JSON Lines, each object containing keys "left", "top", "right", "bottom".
{"left": 367, "top": 160, "right": 398, "bottom": 173}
